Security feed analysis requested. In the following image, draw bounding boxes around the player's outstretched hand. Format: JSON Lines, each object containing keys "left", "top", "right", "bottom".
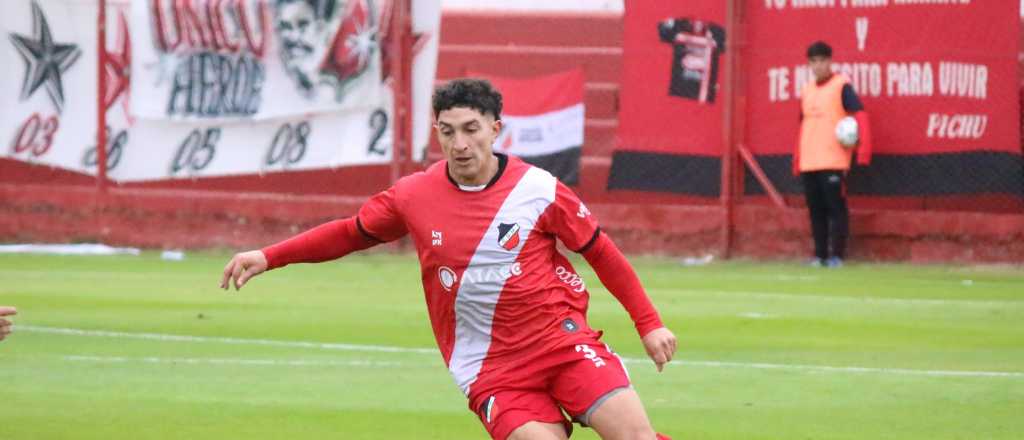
{"left": 0, "top": 306, "right": 17, "bottom": 342}
{"left": 641, "top": 327, "right": 677, "bottom": 372}
{"left": 220, "top": 250, "right": 268, "bottom": 291}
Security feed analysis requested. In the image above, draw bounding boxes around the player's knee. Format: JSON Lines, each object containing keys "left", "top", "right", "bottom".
{"left": 596, "top": 418, "right": 656, "bottom": 440}
{"left": 621, "top": 422, "right": 657, "bottom": 440}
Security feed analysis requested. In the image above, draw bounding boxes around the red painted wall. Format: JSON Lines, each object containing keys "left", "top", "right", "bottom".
{"left": 1, "top": 11, "right": 1022, "bottom": 263}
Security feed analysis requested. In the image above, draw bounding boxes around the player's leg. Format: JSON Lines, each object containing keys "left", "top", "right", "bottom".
{"left": 802, "top": 171, "right": 829, "bottom": 262}
{"left": 470, "top": 389, "right": 572, "bottom": 440}
{"left": 551, "top": 342, "right": 667, "bottom": 439}
{"left": 585, "top": 387, "right": 659, "bottom": 439}
{"left": 821, "top": 170, "right": 849, "bottom": 262}
{"left": 507, "top": 421, "right": 569, "bottom": 440}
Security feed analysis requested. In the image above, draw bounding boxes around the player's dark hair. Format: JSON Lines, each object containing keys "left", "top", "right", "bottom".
{"left": 432, "top": 78, "right": 503, "bottom": 120}
{"left": 806, "top": 41, "right": 833, "bottom": 59}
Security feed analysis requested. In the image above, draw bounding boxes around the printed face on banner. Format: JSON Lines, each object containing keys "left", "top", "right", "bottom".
{"left": 274, "top": 0, "right": 377, "bottom": 99}
{"left": 2, "top": 0, "right": 428, "bottom": 182}
{"left": 136, "top": 0, "right": 383, "bottom": 121}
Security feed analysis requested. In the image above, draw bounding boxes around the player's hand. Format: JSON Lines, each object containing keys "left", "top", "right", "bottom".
{"left": 641, "top": 327, "right": 677, "bottom": 372}
{"left": 220, "top": 250, "right": 268, "bottom": 291}
{"left": 0, "top": 306, "right": 16, "bottom": 342}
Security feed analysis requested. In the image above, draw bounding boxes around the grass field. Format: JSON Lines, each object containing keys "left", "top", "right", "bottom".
{"left": 1, "top": 251, "right": 1022, "bottom": 439}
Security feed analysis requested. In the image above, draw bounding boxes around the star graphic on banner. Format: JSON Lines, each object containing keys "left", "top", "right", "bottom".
{"left": 8, "top": 0, "right": 82, "bottom": 113}
{"left": 103, "top": 12, "right": 131, "bottom": 112}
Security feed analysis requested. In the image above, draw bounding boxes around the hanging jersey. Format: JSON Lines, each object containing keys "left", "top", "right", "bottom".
{"left": 357, "top": 155, "right": 602, "bottom": 395}
{"left": 657, "top": 17, "right": 727, "bottom": 103}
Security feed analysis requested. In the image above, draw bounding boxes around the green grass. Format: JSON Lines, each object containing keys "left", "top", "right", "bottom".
{"left": 1, "top": 252, "right": 1022, "bottom": 439}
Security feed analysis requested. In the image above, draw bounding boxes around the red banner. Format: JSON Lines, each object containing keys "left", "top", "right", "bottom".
{"left": 617, "top": 1, "right": 726, "bottom": 156}
{"left": 473, "top": 69, "right": 584, "bottom": 184}
{"left": 609, "top": 1, "right": 727, "bottom": 195}
{"left": 746, "top": 0, "right": 1020, "bottom": 157}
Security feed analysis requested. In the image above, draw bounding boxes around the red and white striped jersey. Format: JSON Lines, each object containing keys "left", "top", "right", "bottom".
{"left": 357, "top": 155, "right": 604, "bottom": 395}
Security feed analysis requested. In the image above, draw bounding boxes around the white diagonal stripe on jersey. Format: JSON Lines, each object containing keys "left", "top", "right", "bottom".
{"left": 449, "top": 167, "right": 557, "bottom": 395}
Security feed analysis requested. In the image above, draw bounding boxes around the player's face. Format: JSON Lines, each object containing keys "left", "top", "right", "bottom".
{"left": 435, "top": 106, "right": 502, "bottom": 186}
{"left": 809, "top": 55, "right": 832, "bottom": 82}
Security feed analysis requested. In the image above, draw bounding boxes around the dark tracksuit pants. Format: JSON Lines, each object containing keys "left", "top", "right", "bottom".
{"left": 801, "top": 170, "right": 848, "bottom": 260}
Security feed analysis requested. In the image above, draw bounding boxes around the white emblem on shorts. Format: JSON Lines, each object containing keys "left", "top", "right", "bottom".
{"left": 438, "top": 266, "right": 457, "bottom": 291}
{"left": 485, "top": 395, "right": 496, "bottom": 423}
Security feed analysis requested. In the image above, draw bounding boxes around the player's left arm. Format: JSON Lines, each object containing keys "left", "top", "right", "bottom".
{"left": 581, "top": 232, "right": 677, "bottom": 372}
{"left": 842, "top": 84, "right": 873, "bottom": 165}
{"left": 540, "top": 181, "right": 677, "bottom": 371}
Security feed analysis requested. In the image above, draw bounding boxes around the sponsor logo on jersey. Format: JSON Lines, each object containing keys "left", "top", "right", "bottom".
{"left": 431, "top": 230, "right": 443, "bottom": 246}
{"left": 461, "top": 262, "right": 522, "bottom": 285}
{"left": 438, "top": 263, "right": 522, "bottom": 291}
{"left": 497, "top": 223, "right": 521, "bottom": 251}
{"left": 438, "top": 266, "right": 457, "bottom": 291}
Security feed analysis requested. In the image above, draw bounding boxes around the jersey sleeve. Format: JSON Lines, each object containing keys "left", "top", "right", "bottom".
{"left": 356, "top": 185, "right": 409, "bottom": 243}
{"left": 537, "top": 180, "right": 600, "bottom": 253}
{"left": 841, "top": 84, "right": 864, "bottom": 113}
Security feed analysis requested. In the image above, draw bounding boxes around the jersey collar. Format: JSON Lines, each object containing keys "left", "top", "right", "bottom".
{"left": 446, "top": 153, "right": 508, "bottom": 191}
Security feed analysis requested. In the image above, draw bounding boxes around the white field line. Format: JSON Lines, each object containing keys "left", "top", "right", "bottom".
{"left": 63, "top": 355, "right": 402, "bottom": 367}
{"left": 19, "top": 325, "right": 438, "bottom": 354}
{"left": 19, "top": 325, "right": 1023, "bottom": 379}
{"left": 654, "top": 289, "right": 1024, "bottom": 308}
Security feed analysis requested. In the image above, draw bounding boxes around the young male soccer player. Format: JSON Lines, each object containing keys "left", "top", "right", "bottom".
{"left": 220, "top": 79, "right": 677, "bottom": 440}
{"left": 794, "top": 41, "right": 873, "bottom": 268}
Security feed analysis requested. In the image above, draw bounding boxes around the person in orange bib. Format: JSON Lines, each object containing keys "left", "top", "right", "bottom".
{"left": 793, "top": 41, "right": 872, "bottom": 267}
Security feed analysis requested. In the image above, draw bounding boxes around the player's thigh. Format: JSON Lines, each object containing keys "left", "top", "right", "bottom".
{"left": 507, "top": 421, "right": 569, "bottom": 440}
{"left": 586, "top": 388, "right": 657, "bottom": 440}
{"left": 550, "top": 342, "right": 631, "bottom": 422}
{"left": 471, "top": 389, "right": 570, "bottom": 440}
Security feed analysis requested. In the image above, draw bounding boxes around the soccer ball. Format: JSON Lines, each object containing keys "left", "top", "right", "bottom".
{"left": 835, "top": 116, "right": 859, "bottom": 148}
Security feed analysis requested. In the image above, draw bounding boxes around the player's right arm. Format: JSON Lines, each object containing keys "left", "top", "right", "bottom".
{"left": 220, "top": 186, "right": 408, "bottom": 291}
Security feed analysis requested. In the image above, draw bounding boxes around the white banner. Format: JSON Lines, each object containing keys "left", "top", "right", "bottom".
{"left": 3, "top": 0, "right": 436, "bottom": 182}
{"left": 411, "top": 0, "right": 441, "bottom": 161}
{"left": 110, "top": 99, "right": 393, "bottom": 181}
{"left": 1, "top": 0, "right": 98, "bottom": 173}
{"left": 130, "top": 0, "right": 387, "bottom": 121}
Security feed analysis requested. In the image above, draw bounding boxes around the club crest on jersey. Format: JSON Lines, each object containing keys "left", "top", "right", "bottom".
{"left": 497, "top": 223, "right": 521, "bottom": 251}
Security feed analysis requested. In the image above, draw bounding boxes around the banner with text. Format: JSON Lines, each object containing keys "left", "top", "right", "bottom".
{"left": 131, "top": 0, "right": 387, "bottom": 121}
{"left": 2, "top": 0, "right": 422, "bottom": 182}
{"left": 1, "top": 0, "right": 98, "bottom": 175}
{"left": 610, "top": 1, "right": 727, "bottom": 196}
{"left": 747, "top": 0, "right": 1021, "bottom": 196}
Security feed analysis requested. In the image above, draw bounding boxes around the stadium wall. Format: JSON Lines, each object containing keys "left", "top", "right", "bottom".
{"left": 2, "top": 7, "right": 1023, "bottom": 263}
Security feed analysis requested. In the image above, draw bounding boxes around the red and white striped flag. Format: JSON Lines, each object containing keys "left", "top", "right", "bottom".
{"left": 475, "top": 68, "right": 584, "bottom": 185}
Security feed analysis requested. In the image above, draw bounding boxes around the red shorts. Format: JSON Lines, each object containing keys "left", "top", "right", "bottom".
{"left": 467, "top": 339, "right": 631, "bottom": 440}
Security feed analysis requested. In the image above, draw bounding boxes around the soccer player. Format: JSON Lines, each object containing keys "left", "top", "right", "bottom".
{"left": 0, "top": 306, "right": 16, "bottom": 342}
{"left": 793, "top": 41, "right": 873, "bottom": 268}
{"left": 220, "top": 79, "right": 677, "bottom": 440}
